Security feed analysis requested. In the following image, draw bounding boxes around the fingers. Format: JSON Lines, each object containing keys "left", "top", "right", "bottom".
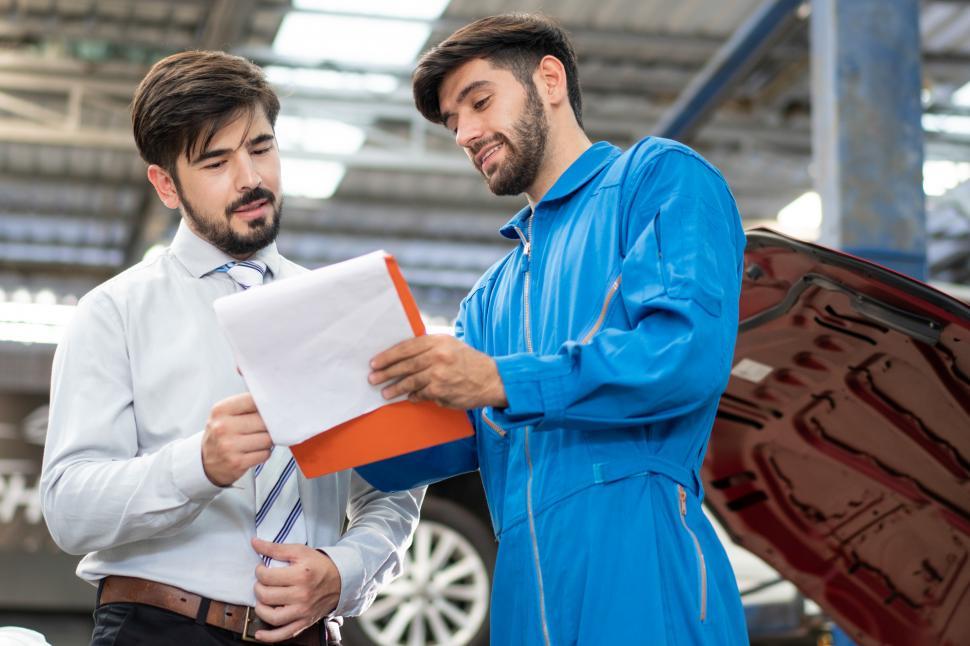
{"left": 250, "top": 546, "right": 341, "bottom": 642}
{"left": 253, "top": 536, "right": 306, "bottom": 560}
{"left": 210, "top": 392, "right": 258, "bottom": 416}
{"left": 202, "top": 420, "right": 273, "bottom": 486}
{"left": 368, "top": 353, "right": 430, "bottom": 386}
{"left": 254, "top": 581, "right": 294, "bottom": 607}
{"left": 252, "top": 539, "right": 307, "bottom": 576}
{"left": 231, "top": 412, "right": 265, "bottom": 434}
{"left": 369, "top": 335, "right": 433, "bottom": 371}
{"left": 203, "top": 423, "right": 271, "bottom": 459}
{"left": 235, "top": 431, "right": 274, "bottom": 454}
{"left": 380, "top": 370, "right": 433, "bottom": 400}
{"left": 407, "top": 384, "right": 437, "bottom": 404}
{"left": 209, "top": 411, "right": 267, "bottom": 436}
{"left": 205, "top": 407, "right": 267, "bottom": 456}
{"left": 254, "top": 563, "right": 296, "bottom": 587}
{"left": 253, "top": 610, "right": 312, "bottom": 643}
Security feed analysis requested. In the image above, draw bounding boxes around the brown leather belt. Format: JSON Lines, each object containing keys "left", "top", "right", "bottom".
{"left": 98, "top": 576, "right": 331, "bottom": 645}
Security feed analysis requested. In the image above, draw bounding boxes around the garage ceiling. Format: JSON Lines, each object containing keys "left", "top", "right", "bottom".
{"left": 0, "top": 0, "right": 968, "bottom": 382}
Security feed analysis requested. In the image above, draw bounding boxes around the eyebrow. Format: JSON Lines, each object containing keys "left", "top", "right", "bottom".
{"left": 192, "top": 133, "right": 276, "bottom": 165}
{"left": 440, "top": 80, "right": 493, "bottom": 126}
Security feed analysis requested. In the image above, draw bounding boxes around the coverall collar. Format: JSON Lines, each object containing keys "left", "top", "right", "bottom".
{"left": 500, "top": 141, "right": 620, "bottom": 240}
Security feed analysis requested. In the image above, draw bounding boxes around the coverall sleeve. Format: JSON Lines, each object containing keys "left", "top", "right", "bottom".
{"left": 354, "top": 293, "right": 481, "bottom": 492}
{"left": 491, "top": 151, "right": 746, "bottom": 431}
{"left": 40, "top": 290, "right": 223, "bottom": 555}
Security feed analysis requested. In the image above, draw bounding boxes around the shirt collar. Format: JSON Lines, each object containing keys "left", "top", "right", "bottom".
{"left": 500, "top": 141, "right": 620, "bottom": 239}
{"left": 170, "top": 219, "right": 282, "bottom": 279}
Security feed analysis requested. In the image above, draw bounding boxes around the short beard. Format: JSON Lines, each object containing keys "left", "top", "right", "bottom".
{"left": 484, "top": 83, "right": 549, "bottom": 197}
{"left": 177, "top": 181, "right": 283, "bottom": 257}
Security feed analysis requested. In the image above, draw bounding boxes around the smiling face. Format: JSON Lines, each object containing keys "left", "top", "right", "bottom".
{"left": 439, "top": 58, "right": 550, "bottom": 197}
{"left": 148, "top": 105, "right": 283, "bottom": 258}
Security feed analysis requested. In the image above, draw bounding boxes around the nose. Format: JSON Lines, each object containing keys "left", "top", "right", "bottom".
{"left": 235, "top": 153, "right": 262, "bottom": 192}
{"left": 455, "top": 114, "right": 484, "bottom": 150}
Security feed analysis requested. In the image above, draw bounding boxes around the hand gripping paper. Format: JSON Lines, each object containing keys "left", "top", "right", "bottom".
{"left": 213, "top": 251, "right": 472, "bottom": 477}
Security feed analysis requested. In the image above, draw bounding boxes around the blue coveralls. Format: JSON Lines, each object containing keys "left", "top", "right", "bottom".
{"left": 359, "top": 138, "right": 750, "bottom": 645}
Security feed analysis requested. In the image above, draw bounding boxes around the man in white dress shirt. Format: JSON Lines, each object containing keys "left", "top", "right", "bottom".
{"left": 40, "top": 50, "right": 423, "bottom": 645}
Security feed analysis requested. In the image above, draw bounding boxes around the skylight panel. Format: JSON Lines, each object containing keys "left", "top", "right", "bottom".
{"left": 273, "top": 15, "right": 425, "bottom": 67}
{"left": 275, "top": 116, "right": 366, "bottom": 155}
{"left": 280, "top": 159, "right": 347, "bottom": 200}
{"left": 269, "top": 0, "right": 451, "bottom": 199}
{"left": 293, "top": 0, "right": 450, "bottom": 21}
{"left": 266, "top": 66, "right": 398, "bottom": 95}
{"left": 923, "top": 160, "right": 970, "bottom": 197}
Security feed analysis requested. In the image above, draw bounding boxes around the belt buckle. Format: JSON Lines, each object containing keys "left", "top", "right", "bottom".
{"left": 242, "top": 606, "right": 261, "bottom": 642}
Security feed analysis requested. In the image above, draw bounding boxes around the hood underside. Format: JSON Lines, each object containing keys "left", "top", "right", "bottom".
{"left": 705, "top": 230, "right": 970, "bottom": 646}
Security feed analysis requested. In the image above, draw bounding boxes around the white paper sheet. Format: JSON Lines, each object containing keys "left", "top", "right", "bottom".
{"left": 213, "top": 250, "right": 414, "bottom": 446}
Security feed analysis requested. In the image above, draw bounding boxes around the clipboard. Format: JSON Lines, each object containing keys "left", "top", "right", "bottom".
{"left": 289, "top": 255, "right": 472, "bottom": 477}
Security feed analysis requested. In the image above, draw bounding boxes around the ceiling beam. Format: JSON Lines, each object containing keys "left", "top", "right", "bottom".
{"left": 0, "top": 121, "right": 134, "bottom": 149}
{"left": 653, "top": 0, "right": 804, "bottom": 141}
{"left": 198, "top": 0, "right": 258, "bottom": 50}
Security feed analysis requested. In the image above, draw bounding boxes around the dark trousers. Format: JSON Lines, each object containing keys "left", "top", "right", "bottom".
{"left": 91, "top": 603, "right": 333, "bottom": 646}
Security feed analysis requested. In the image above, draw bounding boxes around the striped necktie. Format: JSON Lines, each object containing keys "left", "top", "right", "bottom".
{"left": 218, "top": 260, "right": 308, "bottom": 566}
{"left": 219, "top": 259, "right": 269, "bottom": 291}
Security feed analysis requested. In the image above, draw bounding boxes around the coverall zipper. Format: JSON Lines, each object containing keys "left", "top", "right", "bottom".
{"left": 514, "top": 216, "right": 551, "bottom": 646}
{"left": 481, "top": 411, "right": 506, "bottom": 437}
{"left": 580, "top": 275, "right": 623, "bottom": 344}
{"left": 679, "top": 484, "right": 708, "bottom": 622}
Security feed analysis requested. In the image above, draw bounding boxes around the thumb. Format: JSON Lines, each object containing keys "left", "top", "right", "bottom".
{"left": 251, "top": 537, "right": 302, "bottom": 561}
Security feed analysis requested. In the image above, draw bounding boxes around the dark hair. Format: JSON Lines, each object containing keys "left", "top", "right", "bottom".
{"left": 412, "top": 13, "right": 583, "bottom": 128}
{"left": 131, "top": 50, "right": 280, "bottom": 174}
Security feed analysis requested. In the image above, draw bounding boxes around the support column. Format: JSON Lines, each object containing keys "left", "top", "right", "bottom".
{"left": 811, "top": 0, "right": 926, "bottom": 279}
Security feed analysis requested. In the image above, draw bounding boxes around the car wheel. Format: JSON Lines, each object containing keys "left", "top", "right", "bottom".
{"left": 342, "top": 495, "right": 495, "bottom": 646}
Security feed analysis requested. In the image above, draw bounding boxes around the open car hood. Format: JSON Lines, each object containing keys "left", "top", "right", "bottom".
{"left": 706, "top": 229, "right": 970, "bottom": 646}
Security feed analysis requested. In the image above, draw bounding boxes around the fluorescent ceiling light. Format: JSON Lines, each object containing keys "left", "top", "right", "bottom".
{"left": 776, "top": 191, "right": 822, "bottom": 241}
{"left": 923, "top": 113, "right": 970, "bottom": 136}
{"left": 293, "top": 0, "right": 451, "bottom": 21}
{"left": 923, "top": 160, "right": 970, "bottom": 197}
{"left": 271, "top": 0, "right": 450, "bottom": 198}
{"left": 266, "top": 67, "right": 399, "bottom": 94}
{"left": 276, "top": 116, "right": 365, "bottom": 155}
{"left": 276, "top": 117, "right": 365, "bottom": 199}
{"left": 274, "top": 13, "right": 433, "bottom": 67}
{"left": 0, "top": 302, "right": 75, "bottom": 345}
{"left": 281, "top": 158, "right": 347, "bottom": 200}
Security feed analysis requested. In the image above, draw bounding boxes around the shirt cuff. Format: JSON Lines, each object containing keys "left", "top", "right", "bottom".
{"left": 321, "top": 543, "right": 365, "bottom": 616}
{"left": 170, "top": 432, "right": 224, "bottom": 501}
{"left": 493, "top": 352, "right": 572, "bottom": 428}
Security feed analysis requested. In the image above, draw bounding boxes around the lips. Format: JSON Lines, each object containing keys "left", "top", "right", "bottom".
{"left": 475, "top": 142, "right": 504, "bottom": 172}
{"left": 232, "top": 199, "right": 269, "bottom": 220}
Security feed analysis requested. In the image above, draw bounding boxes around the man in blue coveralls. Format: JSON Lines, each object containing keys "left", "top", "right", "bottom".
{"left": 362, "top": 13, "right": 749, "bottom": 645}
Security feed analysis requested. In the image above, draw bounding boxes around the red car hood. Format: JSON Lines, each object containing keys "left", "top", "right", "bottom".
{"left": 705, "top": 229, "right": 970, "bottom": 646}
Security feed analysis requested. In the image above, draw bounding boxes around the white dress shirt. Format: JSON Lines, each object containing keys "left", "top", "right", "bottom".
{"left": 40, "top": 221, "right": 424, "bottom": 614}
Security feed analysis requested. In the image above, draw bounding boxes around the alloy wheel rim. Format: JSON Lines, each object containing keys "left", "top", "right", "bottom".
{"left": 358, "top": 519, "right": 490, "bottom": 645}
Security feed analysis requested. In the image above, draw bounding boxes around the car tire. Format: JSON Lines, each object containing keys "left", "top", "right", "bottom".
{"left": 341, "top": 495, "right": 496, "bottom": 646}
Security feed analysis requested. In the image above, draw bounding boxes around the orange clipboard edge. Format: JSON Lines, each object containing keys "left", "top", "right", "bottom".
{"left": 289, "top": 253, "right": 473, "bottom": 478}
{"left": 384, "top": 254, "right": 426, "bottom": 336}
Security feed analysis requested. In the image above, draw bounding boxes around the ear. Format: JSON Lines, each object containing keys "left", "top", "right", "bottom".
{"left": 146, "top": 164, "right": 181, "bottom": 210}
{"left": 535, "top": 55, "right": 569, "bottom": 108}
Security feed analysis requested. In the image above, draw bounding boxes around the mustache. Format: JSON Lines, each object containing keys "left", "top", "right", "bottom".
{"left": 225, "top": 187, "right": 276, "bottom": 218}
